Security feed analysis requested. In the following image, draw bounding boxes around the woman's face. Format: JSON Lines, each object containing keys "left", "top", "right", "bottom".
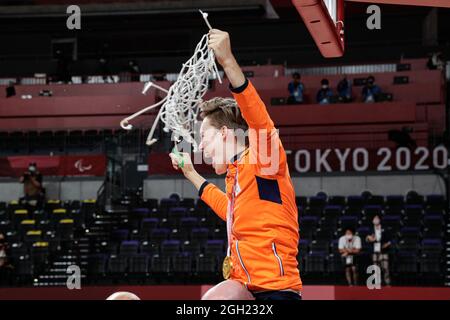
{"left": 199, "top": 117, "right": 228, "bottom": 175}
{"left": 373, "top": 216, "right": 380, "bottom": 226}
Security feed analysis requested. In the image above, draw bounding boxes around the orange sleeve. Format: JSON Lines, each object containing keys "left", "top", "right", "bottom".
{"left": 231, "top": 79, "right": 274, "bottom": 130}
{"left": 199, "top": 182, "right": 228, "bottom": 221}
{"left": 231, "top": 79, "right": 286, "bottom": 176}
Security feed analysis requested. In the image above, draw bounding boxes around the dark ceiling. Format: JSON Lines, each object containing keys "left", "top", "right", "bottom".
{"left": 0, "top": 0, "right": 448, "bottom": 76}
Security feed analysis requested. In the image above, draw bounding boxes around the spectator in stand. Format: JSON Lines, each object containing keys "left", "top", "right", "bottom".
{"left": 427, "top": 52, "right": 445, "bottom": 70}
{"left": 287, "top": 72, "right": 305, "bottom": 104}
{"left": 0, "top": 233, "right": 7, "bottom": 268}
{"left": 128, "top": 60, "right": 141, "bottom": 82}
{"left": 337, "top": 76, "right": 352, "bottom": 102}
{"left": 98, "top": 43, "right": 114, "bottom": 83}
{"left": 362, "top": 75, "right": 382, "bottom": 103}
{"left": 19, "top": 162, "right": 45, "bottom": 210}
{"left": 55, "top": 49, "right": 71, "bottom": 84}
{"left": 99, "top": 58, "right": 114, "bottom": 83}
{"left": 5, "top": 81, "right": 16, "bottom": 98}
{"left": 366, "top": 214, "right": 391, "bottom": 286}
{"left": 316, "top": 78, "right": 333, "bottom": 104}
{"left": 338, "top": 228, "right": 361, "bottom": 286}
{"left": 0, "top": 232, "right": 10, "bottom": 285}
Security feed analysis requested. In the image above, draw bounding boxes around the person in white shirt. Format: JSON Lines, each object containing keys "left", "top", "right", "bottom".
{"left": 338, "top": 228, "right": 362, "bottom": 286}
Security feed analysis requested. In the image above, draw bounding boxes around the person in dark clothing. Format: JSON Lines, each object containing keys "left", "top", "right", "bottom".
{"left": 0, "top": 233, "right": 7, "bottom": 269}
{"left": 287, "top": 72, "right": 305, "bottom": 104}
{"left": 362, "top": 75, "right": 382, "bottom": 103}
{"left": 0, "top": 232, "right": 12, "bottom": 286}
{"left": 366, "top": 214, "right": 392, "bottom": 286}
{"left": 98, "top": 43, "right": 114, "bottom": 83}
{"left": 55, "top": 49, "right": 71, "bottom": 84}
{"left": 128, "top": 60, "right": 140, "bottom": 82}
{"left": 6, "top": 81, "right": 16, "bottom": 98}
{"left": 388, "top": 127, "right": 417, "bottom": 149}
{"left": 337, "top": 76, "right": 352, "bottom": 102}
{"left": 316, "top": 78, "right": 333, "bottom": 104}
{"left": 19, "top": 162, "right": 45, "bottom": 210}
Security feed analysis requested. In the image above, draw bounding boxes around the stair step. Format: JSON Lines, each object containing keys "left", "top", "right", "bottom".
{"left": 47, "top": 268, "right": 74, "bottom": 273}
{"left": 38, "top": 274, "right": 87, "bottom": 279}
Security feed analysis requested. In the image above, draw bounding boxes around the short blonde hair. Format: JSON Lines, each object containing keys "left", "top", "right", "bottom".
{"left": 200, "top": 97, "right": 248, "bottom": 131}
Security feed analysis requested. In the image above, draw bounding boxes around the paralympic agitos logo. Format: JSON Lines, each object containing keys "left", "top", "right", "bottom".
{"left": 74, "top": 159, "right": 93, "bottom": 173}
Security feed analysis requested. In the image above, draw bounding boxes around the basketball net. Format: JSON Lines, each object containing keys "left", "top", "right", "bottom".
{"left": 120, "top": 10, "right": 221, "bottom": 152}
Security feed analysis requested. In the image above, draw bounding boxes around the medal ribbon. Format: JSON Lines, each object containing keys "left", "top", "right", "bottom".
{"left": 226, "top": 167, "right": 238, "bottom": 258}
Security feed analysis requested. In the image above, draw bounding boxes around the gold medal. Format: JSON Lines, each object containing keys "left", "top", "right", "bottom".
{"left": 222, "top": 256, "right": 233, "bottom": 279}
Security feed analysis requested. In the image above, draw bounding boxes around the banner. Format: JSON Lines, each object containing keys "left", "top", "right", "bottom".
{"left": 0, "top": 155, "right": 106, "bottom": 177}
{"left": 287, "top": 146, "right": 448, "bottom": 173}
{"left": 148, "top": 146, "right": 448, "bottom": 175}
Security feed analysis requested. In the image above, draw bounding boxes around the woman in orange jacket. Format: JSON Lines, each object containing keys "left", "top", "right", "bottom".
{"left": 168, "top": 29, "right": 302, "bottom": 300}
{"left": 108, "top": 29, "right": 302, "bottom": 301}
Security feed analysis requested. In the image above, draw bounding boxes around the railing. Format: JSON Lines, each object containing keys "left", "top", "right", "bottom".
{"left": 1, "top": 59, "right": 435, "bottom": 86}
{"left": 286, "top": 63, "right": 397, "bottom": 76}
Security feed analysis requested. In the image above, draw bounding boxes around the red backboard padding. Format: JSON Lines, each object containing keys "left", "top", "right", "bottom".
{"left": 346, "top": 0, "right": 450, "bottom": 8}
{"left": 292, "top": 0, "right": 344, "bottom": 58}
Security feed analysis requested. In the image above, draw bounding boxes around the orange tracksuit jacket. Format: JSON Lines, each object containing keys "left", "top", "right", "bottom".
{"left": 198, "top": 79, "right": 302, "bottom": 293}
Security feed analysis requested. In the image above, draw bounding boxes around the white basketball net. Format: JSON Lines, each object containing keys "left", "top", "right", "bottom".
{"left": 120, "top": 10, "right": 221, "bottom": 152}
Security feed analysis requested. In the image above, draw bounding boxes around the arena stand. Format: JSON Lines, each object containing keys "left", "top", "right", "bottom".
{"left": 0, "top": 58, "right": 448, "bottom": 294}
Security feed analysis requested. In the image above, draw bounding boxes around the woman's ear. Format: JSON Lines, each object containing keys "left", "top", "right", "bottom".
{"left": 220, "top": 126, "right": 228, "bottom": 139}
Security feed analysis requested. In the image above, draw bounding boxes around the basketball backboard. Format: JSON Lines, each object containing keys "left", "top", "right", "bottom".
{"left": 292, "top": 0, "right": 345, "bottom": 58}
{"left": 293, "top": 0, "right": 450, "bottom": 59}
{"left": 345, "top": 0, "right": 450, "bottom": 7}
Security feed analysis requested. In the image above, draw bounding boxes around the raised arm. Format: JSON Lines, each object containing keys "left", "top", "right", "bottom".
{"left": 208, "top": 29, "right": 285, "bottom": 176}
{"left": 208, "top": 29, "right": 274, "bottom": 130}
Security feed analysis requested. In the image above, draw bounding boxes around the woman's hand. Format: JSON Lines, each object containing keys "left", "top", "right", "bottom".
{"left": 208, "top": 29, "right": 235, "bottom": 68}
{"left": 208, "top": 29, "right": 246, "bottom": 90}
{"left": 169, "top": 150, "right": 195, "bottom": 177}
{"left": 169, "top": 150, "right": 206, "bottom": 191}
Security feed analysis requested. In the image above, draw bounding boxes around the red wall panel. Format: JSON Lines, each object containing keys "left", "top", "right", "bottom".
{"left": 0, "top": 285, "right": 449, "bottom": 300}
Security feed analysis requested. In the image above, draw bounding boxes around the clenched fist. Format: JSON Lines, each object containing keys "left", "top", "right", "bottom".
{"left": 169, "top": 150, "right": 195, "bottom": 177}
{"left": 208, "top": 29, "right": 235, "bottom": 68}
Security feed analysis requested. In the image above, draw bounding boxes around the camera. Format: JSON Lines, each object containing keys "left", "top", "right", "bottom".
{"left": 22, "top": 162, "right": 38, "bottom": 182}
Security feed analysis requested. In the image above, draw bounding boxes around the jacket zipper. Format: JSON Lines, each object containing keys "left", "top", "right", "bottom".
{"left": 235, "top": 240, "right": 251, "bottom": 283}
{"left": 272, "top": 242, "right": 285, "bottom": 276}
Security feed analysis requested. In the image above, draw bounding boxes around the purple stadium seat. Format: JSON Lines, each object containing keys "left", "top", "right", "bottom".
{"left": 111, "top": 229, "right": 129, "bottom": 242}
{"left": 421, "top": 239, "right": 443, "bottom": 254}
{"left": 426, "top": 195, "right": 445, "bottom": 209}
{"left": 191, "top": 228, "right": 210, "bottom": 245}
{"left": 204, "top": 240, "right": 225, "bottom": 256}
{"left": 132, "top": 208, "right": 150, "bottom": 218}
{"left": 172, "top": 252, "right": 192, "bottom": 273}
{"left": 385, "top": 195, "right": 404, "bottom": 209}
{"left": 120, "top": 240, "right": 139, "bottom": 256}
{"left": 161, "top": 240, "right": 181, "bottom": 256}
{"left": 128, "top": 254, "right": 150, "bottom": 274}
{"left": 309, "top": 196, "right": 327, "bottom": 209}
{"left": 347, "top": 196, "right": 364, "bottom": 208}
{"left": 150, "top": 228, "right": 171, "bottom": 243}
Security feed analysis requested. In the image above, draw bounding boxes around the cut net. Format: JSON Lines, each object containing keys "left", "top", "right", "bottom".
{"left": 120, "top": 13, "right": 221, "bottom": 152}
{"left": 159, "top": 34, "right": 221, "bottom": 149}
